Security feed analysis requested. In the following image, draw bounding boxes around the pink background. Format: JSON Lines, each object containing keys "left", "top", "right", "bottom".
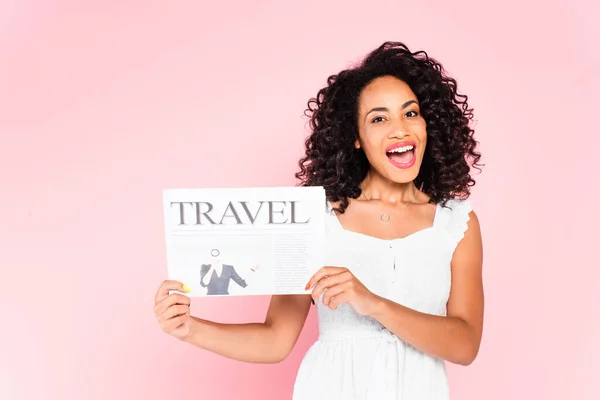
{"left": 1, "top": 1, "right": 598, "bottom": 399}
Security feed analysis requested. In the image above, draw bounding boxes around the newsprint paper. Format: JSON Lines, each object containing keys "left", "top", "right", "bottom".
{"left": 163, "top": 186, "right": 326, "bottom": 297}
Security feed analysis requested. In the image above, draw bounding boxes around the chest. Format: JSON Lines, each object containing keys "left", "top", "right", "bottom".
{"left": 323, "top": 229, "right": 453, "bottom": 315}
{"left": 334, "top": 203, "right": 439, "bottom": 241}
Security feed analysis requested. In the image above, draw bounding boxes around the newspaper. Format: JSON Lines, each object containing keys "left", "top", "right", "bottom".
{"left": 162, "top": 186, "right": 326, "bottom": 297}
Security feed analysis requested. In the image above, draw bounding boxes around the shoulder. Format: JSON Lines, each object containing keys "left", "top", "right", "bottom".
{"left": 438, "top": 197, "right": 477, "bottom": 222}
{"left": 439, "top": 197, "right": 472, "bottom": 213}
{"left": 325, "top": 197, "right": 364, "bottom": 216}
{"left": 437, "top": 197, "right": 480, "bottom": 247}
{"left": 325, "top": 199, "right": 342, "bottom": 214}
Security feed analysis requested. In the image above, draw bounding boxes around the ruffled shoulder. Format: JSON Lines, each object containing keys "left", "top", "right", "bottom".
{"left": 437, "top": 198, "right": 473, "bottom": 251}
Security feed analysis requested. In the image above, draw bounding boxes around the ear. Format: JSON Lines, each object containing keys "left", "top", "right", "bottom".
{"left": 354, "top": 138, "right": 361, "bottom": 149}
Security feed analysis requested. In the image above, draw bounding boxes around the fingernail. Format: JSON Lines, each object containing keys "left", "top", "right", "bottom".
{"left": 182, "top": 284, "right": 191, "bottom": 292}
{"left": 305, "top": 283, "right": 310, "bottom": 290}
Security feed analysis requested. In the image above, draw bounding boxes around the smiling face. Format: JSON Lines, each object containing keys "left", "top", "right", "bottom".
{"left": 355, "top": 75, "right": 427, "bottom": 184}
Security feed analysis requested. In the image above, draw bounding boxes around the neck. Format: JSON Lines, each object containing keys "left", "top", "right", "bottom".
{"left": 360, "top": 171, "right": 419, "bottom": 205}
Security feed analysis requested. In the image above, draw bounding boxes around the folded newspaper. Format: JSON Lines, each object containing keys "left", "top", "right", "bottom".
{"left": 163, "top": 186, "right": 326, "bottom": 297}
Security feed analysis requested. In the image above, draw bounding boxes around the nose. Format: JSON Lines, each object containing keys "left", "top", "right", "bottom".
{"left": 387, "top": 119, "right": 409, "bottom": 139}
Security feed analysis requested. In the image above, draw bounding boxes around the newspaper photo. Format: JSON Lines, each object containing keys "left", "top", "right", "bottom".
{"left": 162, "top": 186, "right": 326, "bottom": 297}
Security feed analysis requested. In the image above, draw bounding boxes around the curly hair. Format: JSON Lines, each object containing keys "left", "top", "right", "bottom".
{"left": 295, "top": 41, "right": 482, "bottom": 213}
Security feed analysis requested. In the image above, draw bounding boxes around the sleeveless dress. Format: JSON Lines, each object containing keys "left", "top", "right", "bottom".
{"left": 292, "top": 198, "right": 473, "bottom": 400}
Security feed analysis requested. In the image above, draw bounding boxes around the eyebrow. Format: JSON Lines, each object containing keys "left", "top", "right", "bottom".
{"left": 365, "top": 100, "right": 418, "bottom": 117}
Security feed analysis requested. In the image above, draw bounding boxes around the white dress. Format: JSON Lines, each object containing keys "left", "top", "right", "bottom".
{"left": 292, "top": 198, "right": 473, "bottom": 400}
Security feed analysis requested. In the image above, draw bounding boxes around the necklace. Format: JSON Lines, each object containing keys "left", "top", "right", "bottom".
{"left": 362, "top": 188, "right": 419, "bottom": 222}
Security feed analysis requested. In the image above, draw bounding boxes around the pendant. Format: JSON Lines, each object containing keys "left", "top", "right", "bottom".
{"left": 380, "top": 212, "right": 391, "bottom": 222}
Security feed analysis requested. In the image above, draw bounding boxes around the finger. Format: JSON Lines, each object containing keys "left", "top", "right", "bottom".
{"left": 157, "top": 293, "right": 191, "bottom": 314}
{"left": 154, "top": 293, "right": 191, "bottom": 316}
{"left": 306, "top": 266, "right": 348, "bottom": 290}
{"left": 321, "top": 281, "right": 351, "bottom": 307}
{"left": 311, "top": 272, "right": 352, "bottom": 303}
{"left": 158, "top": 304, "right": 188, "bottom": 322}
{"left": 311, "top": 270, "right": 352, "bottom": 301}
{"left": 328, "top": 291, "right": 351, "bottom": 310}
{"left": 155, "top": 280, "right": 190, "bottom": 303}
{"left": 163, "top": 313, "right": 188, "bottom": 332}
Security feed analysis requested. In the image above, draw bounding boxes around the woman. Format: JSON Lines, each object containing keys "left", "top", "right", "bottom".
{"left": 153, "top": 41, "right": 484, "bottom": 399}
{"left": 200, "top": 249, "right": 259, "bottom": 295}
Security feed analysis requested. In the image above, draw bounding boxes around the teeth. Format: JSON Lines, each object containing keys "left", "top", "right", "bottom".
{"left": 388, "top": 145, "right": 414, "bottom": 153}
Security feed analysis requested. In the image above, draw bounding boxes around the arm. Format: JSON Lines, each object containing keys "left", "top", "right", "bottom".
{"left": 183, "top": 294, "right": 312, "bottom": 363}
{"left": 308, "top": 211, "right": 484, "bottom": 366}
{"left": 369, "top": 211, "right": 484, "bottom": 365}
{"left": 200, "top": 264, "right": 213, "bottom": 287}
{"left": 228, "top": 265, "right": 248, "bottom": 288}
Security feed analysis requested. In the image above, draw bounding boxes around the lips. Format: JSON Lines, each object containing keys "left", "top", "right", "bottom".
{"left": 386, "top": 141, "right": 416, "bottom": 169}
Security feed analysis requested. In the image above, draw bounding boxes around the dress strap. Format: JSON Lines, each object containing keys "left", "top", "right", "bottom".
{"left": 324, "top": 200, "right": 343, "bottom": 232}
{"left": 436, "top": 198, "right": 473, "bottom": 253}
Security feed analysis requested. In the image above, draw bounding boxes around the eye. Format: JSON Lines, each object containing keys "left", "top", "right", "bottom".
{"left": 371, "top": 116, "right": 386, "bottom": 123}
{"left": 406, "top": 110, "right": 419, "bottom": 117}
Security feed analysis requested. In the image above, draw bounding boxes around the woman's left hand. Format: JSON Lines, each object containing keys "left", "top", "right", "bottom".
{"left": 305, "top": 266, "right": 380, "bottom": 316}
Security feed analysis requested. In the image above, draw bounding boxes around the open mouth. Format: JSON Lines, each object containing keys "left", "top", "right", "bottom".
{"left": 386, "top": 142, "right": 416, "bottom": 168}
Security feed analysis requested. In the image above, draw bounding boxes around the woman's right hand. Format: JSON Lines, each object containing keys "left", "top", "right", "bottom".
{"left": 154, "top": 280, "right": 193, "bottom": 340}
